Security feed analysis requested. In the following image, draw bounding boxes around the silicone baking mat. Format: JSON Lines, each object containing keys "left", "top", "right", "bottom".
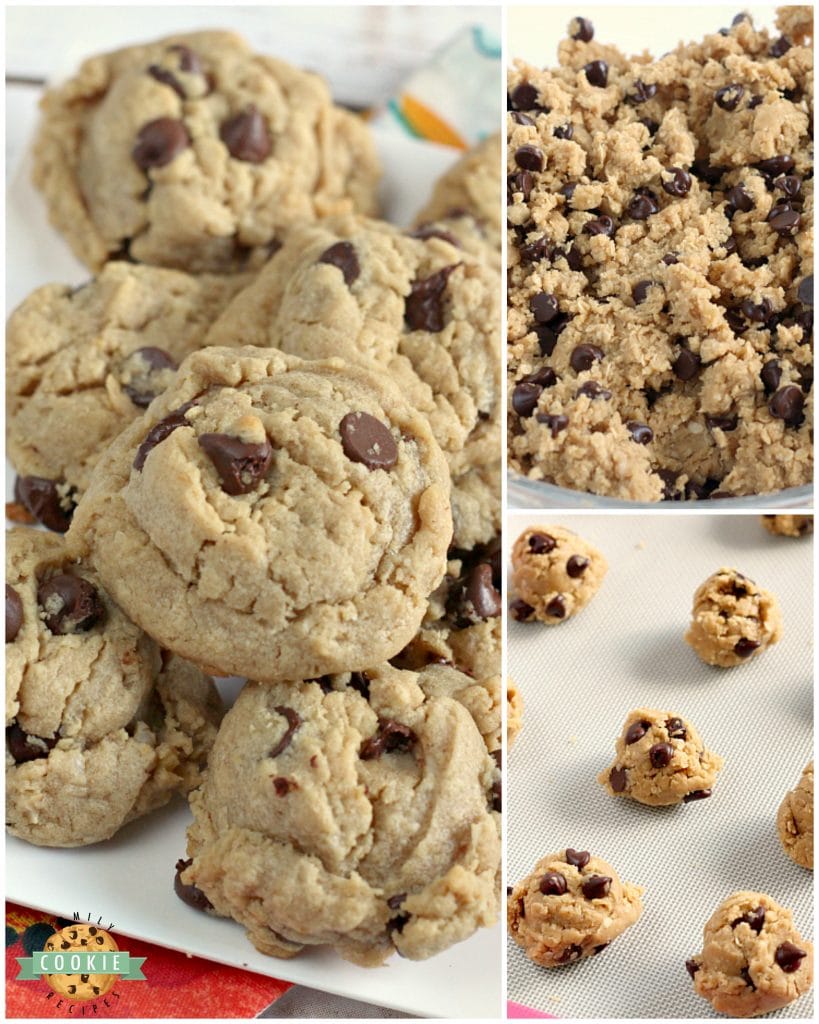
{"left": 507, "top": 513, "right": 814, "bottom": 1018}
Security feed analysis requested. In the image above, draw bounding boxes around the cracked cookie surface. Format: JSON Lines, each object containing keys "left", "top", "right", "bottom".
{"left": 67, "top": 345, "right": 451, "bottom": 682}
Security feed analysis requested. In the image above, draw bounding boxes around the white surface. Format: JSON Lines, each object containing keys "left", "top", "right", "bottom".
{"left": 4, "top": 37, "right": 502, "bottom": 1022}
{"left": 507, "top": 513, "right": 814, "bottom": 1018}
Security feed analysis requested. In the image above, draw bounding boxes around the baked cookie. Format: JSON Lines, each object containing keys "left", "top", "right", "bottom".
{"left": 6, "top": 262, "right": 250, "bottom": 510}
{"left": 507, "top": 678, "right": 523, "bottom": 749}
{"left": 507, "top": 848, "right": 643, "bottom": 966}
{"left": 761, "top": 514, "right": 813, "bottom": 537}
{"left": 33, "top": 31, "right": 380, "bottom": 272}
{"left": 685, "top": 568, "right": 783, "bottom": 667}
{"left": 204, "top": 212, "right": 501, "bottom": 479}
{"left": 44, "top": 924, "right": 119, "bottom": 1000}
{"left": 687, "top": 891, "right": 814, "bottom": 1017}
{"left": 777, "top": 761, "right": 814, "bottom": 869}
{"left": 181, "top": 669, "right": 500, "bottom": 965}
{"left": 6, "top": 527, "right": 222, "bottom": 847}
{"left": 509, "top": 524, "right": 607, "bottom": 624}
{"left": 598, "top": 707, "right": 723, "bottom": 806}
{"left": 67, "top": 346, "right": 451, "bottom": 682}
{"left": 451, "top": 460, "right": 501, "bottom": 553}
{"left": 507, "top": 14, "right": 813, "bottom": 501}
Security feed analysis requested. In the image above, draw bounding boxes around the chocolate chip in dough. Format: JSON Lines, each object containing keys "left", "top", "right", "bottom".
{"left": 570, "top": 17, "right": 594, "bottom": 41}
{"left": 174, "top": 858, "right": 213, "bottom": 913}
{"left": 775, "top": 942, "right": 806, "bottom": 973}
{"left": 539, "top": 872, "right": 567, "bottom": 896}
{"left": 649, "top": 742, "right": 674, "bottom": 768}
{"left": 133, "top": 118, "right": 190, "bottom": 169}
{"left": 6, "top": 722, "right": 58, "bottom": 764}
{"left": 6, "top": 585, "right": 23, "bottom": 642}
{"left": 583, "top": 60, "right": 608, "bottom": 88}
{"left": 14, "top": 476, "right": 75, "bottom": 533}
{"left": 405, "top": 265, "right": 458, "bottom": 331}
{"left": 339, "top": 412, "right": 398, "bottom": 470}
{"left": 566, "top": 555, "right": 589, "bottom": 577}
{"left": 119, "top": 347, "right": 178, "bottom": 407}
{"left": 269, "top": 706, "right": 301, "bottom": 757}
{"left": 220, "top": 106, "right": 272, "bottom": 163}
{"left": 581, "top": 875, "right": 611, "bottom": 900}
{"left": 318, "top": 241, "right": 360, "bottom": 286}
{"left": 198, "top": 434, "right": 274, "bottom": 495}
{"left": 37, "top": 575, "right": 105, "bottom": 635}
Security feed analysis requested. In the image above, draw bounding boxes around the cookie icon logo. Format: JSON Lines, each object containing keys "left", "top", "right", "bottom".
{"left": 43, "top": 925, "right": 119, "bottom": 1001}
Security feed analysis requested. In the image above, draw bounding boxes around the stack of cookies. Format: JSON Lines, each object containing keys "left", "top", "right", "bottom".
{"left": 5, "top": 30, "right": 502, "bottom": 967}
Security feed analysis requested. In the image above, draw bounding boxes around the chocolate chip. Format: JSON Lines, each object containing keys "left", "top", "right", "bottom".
{"left": 627, "top": 421, "right": 653, "bottom": 444}
{"left": 565, "top": 848, "right": 590, "bottom": 869}
{"left": 662, "top": 252, "right": 679, "bottom": 265}
{"left": 119, "top": 347, "right": 178, "bottom": 407}
{"left": 519, "top": 234, "right": 552, "bottom": 265}
{"left": 570, "top": 344, "right": 604, "bottom": 373}
{"left": 770, "top": 35, "right": 792, "bottom": 57}
{"left": 693, "top": 159, "right": 728, "bottom": 187}
{"left": 627, "top": 191, "right": 660, "bottom": 220}
{"left": 405, "top": 265, "right": 457, "bottom": 332}
{"left": 732, "top": 907, "right": 765, "bottom": 933}
{"left": 348, "top": 672, "right": 370, "bottom": 699}
{"left": 273, "top": 777, "right": 295, "bottom": 796}
{"left": 339, "top": 412, "right": 398, "bottom": 470}
{"left": 508, "top": 170, "right": 534, "bottom": 200}
{"left": 630, "top": 79, "right": 658, "bottom": 103}
{"left": 756, "top": 155, "right": 795, "bottom": 177}
{"left": 768, "top": 203, "right": 801, "bottom": 236}
{"left": 715, "top": 84, "right": 745, "bottom": 111}
{"left": 465, "top": 563, "right": 502, "bottom": 619}
{"left": 725, "top": 185, "right": 755, "bottom": 213}
{"left": 220, "top": 106, "right": 271, "bottom": 163}
{"left": 133, "top": 403, "right": 194, "bottom": 471}
{"left": 530, "top": 292, "right": 560, "bottom": 324}
{"left": 639, "top": 117, "right": 660, "bottom": 135}
{"left": 546, "top": 595, "right": 566, "bottom": 618}
{"left": 539, "top": 872, "right": 567, "bottom": 896}
{"left": 6, "top": 722, "right": 57, "bottom": 764}
{"left": 37, "top": 575, "right": 105, "bottom": 635}
{"left": 512, "top": 382, "right": 543, "bottom": 418}
{"left": 797, "top": 275, "right": 813, "bottom": 306}
{"left": 774, "top": 174, "right": 802, "bottom": 199}
{"left": 609, "top": 766, "right": 627, "bottom": 792}
{"left": 560, "top": 181, "right": 578, "bottom": 202}
{"left": 14, "top": 476, "right": 75, "bottom": 533}
{"left": 625, "top": 720, "right": 650, "bottom": 744}
{"left": 198, "top": 433, "right": 274, "bottom": 495}
{"left": 554, "top": 124, "right": 574, "bottom": 140}
{"left": 510, "top": 598, "right": 535, "bottom": 622}
{"left": 566, "top": 555, "right": 589, "bottom": 578}
{"left": 521, "top": 367, "right": 557, "bottom": 390}
{"left": 705, "top": 413, "right": 738, "bottom": 432}
{"left": 685, "top": 958, "right": 700, "bottom": 979}
{"left": 6, "top": 585, "right": 23, "bottom": 642}
{"left": 168, "top": 44, "right": 203, "bottom": 74}
{"left": 174, "top": 858, "right": 213, "bottom": 913}
{"left": 491, "top": 778, "right": 502, "bottom": 812}
{"left": 516, "top": 145, "right": 545, "bottom": 173}
{"left": 632, "top": 280, "right": 655, "bottom": 304}
{"left": 583, "top": 215, "right": 615, "bottom": 237}
{"left": 734, "top": 638, "right": 760, "bottom": 658}
{"left": 537, "top": 412, "right": 570, "bottom": 438}
{"left": 388, "top": 913, "right": 411, "bottom": 936}
{"left": 665, "top": 717, "right": 687, "bottom": 739}
{"left": 576, "top": 381, "right": 611, "bottom": 400}
{"left": 581, "top": 875, "right": 611, "bottom": 900}
{"left": 775, "top": 942, "right": 806, "bottom": 973}
{"left": 741, "top": 297, "right": 773, "bottom": 323}
{"left": 148, "top": 65, "right": 187, "bottom": 99}
{"left": 318, "top": 241, "right": 360, "bottom": 286}
{"left": 510, "top": 83, "right": 541, "bottom": 111}
{"left": 132, "top": 118, "right": 190, "bottom": 169}
{"left": 649, "top": 742, "right": 674, "bottom": 768}
{"left": 269, "top": 706, "right": 301, "bottom": 757}
{"left": 570, "top": 16, "right": 594, "bottom": 41}
{"left": 769, "top": 385, "right": 804, "bottom": 427}
{"left": 387, "top": 893, "right": 407, "bottom": 911}
{"left": 529, "top": 532, "right": 556, "bottom": 554}
{"left": 683, "top": 789, "right": 712, "bottom": 802}
{"left": 360, "top": 719, "right": 416, "bottom": 759}
{"left": 584, "top": 61, "right": 608, "bottom": 88}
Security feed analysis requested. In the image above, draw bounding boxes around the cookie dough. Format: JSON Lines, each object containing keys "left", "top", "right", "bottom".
{"left": 181, "top": 668, "right": 500, "bottom": 965}
{"left": 507, "top": 12, "right": 813, "bottom": 501}
{"left": 507, "top": 678, "right": 523, "bottom": 748}
{"left": 44, "top": 924, "right": 119, "bottom": 1000}
{"left": 509, "top": 524, "right": 607, "bottom": 624}
{"left": 685, "top": 567, "right": 783, "bottom": 667}
{"left": 6, "top": 262, "right": 250, "bottom": 506}
{"left": 67, "top": 346, "right": 451, "bottom": 682}
{"left": 777, "top": 761, "right": 814, "bottom": 869}
{"left": 687, "top": 891, "right": 814, "bottom": 1017}
{"left": 507, "top": 849, "right": 643, "bottom": 967}
{"left": 33, "top": 31, "right": 380, "bottom": 272}
{"left": 598, "top": 707, "right": 724, "bottom": 806}
{"left": 761, "top": 514, "right": 813, "bottom": 537}
{"left": 6, "top": 527, "right": 222, "bottom": 847}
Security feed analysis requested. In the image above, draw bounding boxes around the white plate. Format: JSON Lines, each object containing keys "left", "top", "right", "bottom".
{"left": 5, "top": 124, "right": 502, "bottom": 1019}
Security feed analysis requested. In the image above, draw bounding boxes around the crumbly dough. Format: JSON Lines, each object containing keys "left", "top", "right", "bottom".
{"left": 687, "top": 891, "right": 814, "bottom": 1017}
{"left": 507, "top": 849, "right": 643, "bottom": 967}
{"left": 599, "top": 706, "right": 724, "bottom": 806}
{"left": 182, "top": 668, "right": 500, "bottom": 965}
{"left": 761, "top": 514, "right": 813, "bottom": 537}
{"left": 510, "top": 524, "right": 607, "bottom": 624}
{"left": 6, "top": 527, "right": 222, "bottom": 847}
{"left": 205, "top": 212, "right": 501, "bottom": 480}
{"left": 685, "top": 567, "right": 783, "bottom": 667}
{"left": 6, "top": 262, "right": 250, "bottom": 501}
{"left": 507, "top": 678, "right": 523, "bottom": 748}
{"left": 777, "top": 761, "right": 814, "bottom": 869}
{"left": 508, "top": 12, "right": 813, "bottom": 501}
{"left": 33, "top": 31, "right": 380, "bottom": 272}
{"left": 67, "top": 346, "right": 451, "bottom": 682}
{"left": 43, "top": 924, "right": 119, "bottom": 1000}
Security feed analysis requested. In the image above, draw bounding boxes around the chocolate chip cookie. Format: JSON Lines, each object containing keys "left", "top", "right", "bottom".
{"left": 761, "top": 514, "right": 814, "bottom": 537}
{"left": 181, "top": 668, "right": 500, "bottom": 965}
{"left": 508, "top": 11, "right": 813, "bottom": 501}
{"left": 6, "top": 527, "right": 222, "bottom": 846}
{"left": 33, "top": 31, "right": 380, "bottom": 272}
{"left": 67, "top": 345, "right": 451, "bottom": 682}
{"left": 6, "top": 261, "right": 250, "bottom": 509}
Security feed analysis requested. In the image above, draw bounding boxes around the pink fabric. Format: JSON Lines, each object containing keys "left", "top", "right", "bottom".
{"left": 507, "top": 1000, "right": 556, "bottom": 1018}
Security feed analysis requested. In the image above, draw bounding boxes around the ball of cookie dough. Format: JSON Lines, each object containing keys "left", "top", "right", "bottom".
{"left": 67, "top": 345, "right": 451, "bottom": 683}
{"left": 598, "top": 707, "right": 723, "bottom": 806}
{"left": 507, "top": 679, "right": 523, "bottom": 748}
{"left": 685, "top": 568, "right": 783, "bottom": 667}
{"left": 761, "top": 515, "right": 813, "bottom": 538}
{"left": 510, "top": 525, "right": 607, "bottom": 624}
{"left": 507, "top": 849, "right": 643, "bottom": 967}
{"left": 181, "top": 666, "right": 501, "bottom": 966}
{"left": 44, "top": 924, "right": 118, "bottom": 999}
{"left": 777, "top": 762, "right": 813, "bottom": 870}
{"left": 6, "top": 527, "right": 223, "bottom": 847}
{"left": 33, "top": 31, "right": 380, "bottom": 272}
{"left": 687, "top": 892, "right": 814, "bottom": 1017}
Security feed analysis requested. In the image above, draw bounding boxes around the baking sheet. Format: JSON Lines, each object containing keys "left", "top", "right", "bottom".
{"left": 4, "top": 125, "right": 502, "bottom": 1020}
{"left": 507, "top": 513, "right": 814, "bottom": 1019}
